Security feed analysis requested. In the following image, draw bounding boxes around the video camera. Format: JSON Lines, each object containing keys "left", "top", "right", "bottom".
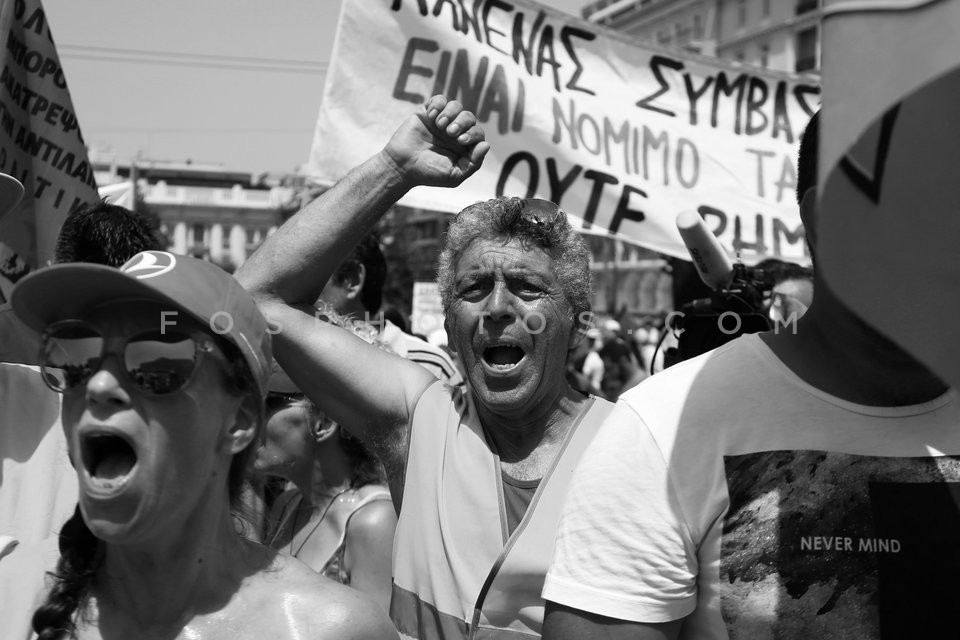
{"left": 665, "top": 212, "right": 773, "bottom": 366}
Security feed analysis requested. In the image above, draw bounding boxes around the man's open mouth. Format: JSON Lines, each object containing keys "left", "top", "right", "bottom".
{"left": 82, "top": 433, "right": 138, "bottom": 493}
{"left": 482, "top": 344, "right": 526, "bottom": 370}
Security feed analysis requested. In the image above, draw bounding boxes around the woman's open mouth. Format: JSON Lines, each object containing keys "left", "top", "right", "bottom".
{"left": 81, "top": 432, "right": 139, "bottom": 494}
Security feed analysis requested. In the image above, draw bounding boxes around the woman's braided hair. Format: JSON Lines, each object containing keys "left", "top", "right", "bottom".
{"left": 30, "top": 505, "right": 101, "bottom": 640}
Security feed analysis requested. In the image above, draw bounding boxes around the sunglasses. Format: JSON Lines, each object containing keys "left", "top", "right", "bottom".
{"left": 40, "top": 320, "right": 216, "bottom": 395}
{"left": 265, "top": 390, "right": 307, "bottom": 414}
{"left": 518, "top": 198, "right": 563, "bottom": 226}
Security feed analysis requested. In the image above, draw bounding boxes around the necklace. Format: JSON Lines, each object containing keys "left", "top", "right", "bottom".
{"left": 287, "top": 487, "right": 352, "bottom": 558}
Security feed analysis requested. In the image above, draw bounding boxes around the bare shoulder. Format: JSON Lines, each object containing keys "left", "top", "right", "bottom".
{"left": 245, "top": 553, "right": 398, "bottom": 639}
{"left": 347, "top": 498, "right": 397, "bottom": 544}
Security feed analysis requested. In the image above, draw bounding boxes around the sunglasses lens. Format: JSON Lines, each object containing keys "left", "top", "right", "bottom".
{"left": 266, "top": 392, "right": 304, "bottom": 413}
{"left": 520, "top": 199, "right": 561, "bottom": 225}
{"left": 42, "top": 324, "right": 104, "bottom": 392}
{"left": 125, "top": 331, "right": 199, "bottom": 394}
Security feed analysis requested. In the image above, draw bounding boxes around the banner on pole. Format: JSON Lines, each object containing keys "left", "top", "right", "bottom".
{"left": 0, "top": 0, "right": 99, "bottom": 300}
{"left": 309, "top": 0, "right": 819, "bottom": 264}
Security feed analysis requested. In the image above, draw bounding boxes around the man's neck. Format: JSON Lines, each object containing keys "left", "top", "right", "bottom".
{"left": 476, "top": 385, "right": 589, "bottom": 469}
{"left": 761, "top": 280, "right": 948, "bottom": 406}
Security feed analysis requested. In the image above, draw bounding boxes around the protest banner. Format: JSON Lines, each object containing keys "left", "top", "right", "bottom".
{"left": 0, "top": 0, "right": 98, "bottom": 301}
{"left": 308, "top": 0, "right": 819, "bottom": 264}
{"left": 817, "top": 0, "right": 960, "bottom": 389}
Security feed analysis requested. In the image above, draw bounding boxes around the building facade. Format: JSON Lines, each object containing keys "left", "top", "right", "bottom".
{"left": 582, "top": 0, "right": 824, "bottom": 74}
{"left": 92, "top": 151, "right": 299, "bottom": 271}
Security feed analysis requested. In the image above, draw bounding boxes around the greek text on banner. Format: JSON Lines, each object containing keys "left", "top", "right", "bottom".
{"left": 308, "top": 0, "right": 819, "bottom": 263}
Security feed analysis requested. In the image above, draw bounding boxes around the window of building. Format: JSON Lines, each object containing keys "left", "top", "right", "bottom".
{"left": 735, "top": 50, "right": 745, "bottom": 63}
{"left": 738, "top": 0, "right": 747, "bottom": 27}
{"left": 674, "top": 21, "right": 691, "bottom": 44}
{"left": 762, "top": 0, "right": 771, "bottom": 18}
{"left": 693, "top": 13, "right": 703, "bottom": 39}
{"left": 796, "top": 0, "right": 819, "bottom": 14}
{"left": 191, "top": 223, "right": 205, "bottom": 245}
{"left": 795, "top": 27, "right": 818, "bottom": 71}
{"left": 759, "top": 42, "right": 770, "bottom": 68}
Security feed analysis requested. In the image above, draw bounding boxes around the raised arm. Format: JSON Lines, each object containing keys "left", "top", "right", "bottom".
{"left": 236, "top": 97, "right": 488, "bottom": 499}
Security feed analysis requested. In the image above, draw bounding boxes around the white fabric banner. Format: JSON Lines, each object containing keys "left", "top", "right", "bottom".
{"left": 309, "top": 0, "right": 818, "bottom": 263}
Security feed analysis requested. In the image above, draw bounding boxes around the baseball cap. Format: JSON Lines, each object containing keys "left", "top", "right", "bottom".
{"left": 10, "top": 250, "right": 272, "bottom": 398}
{"left": 0, "top": 173, "right": 24, "bottom": 220}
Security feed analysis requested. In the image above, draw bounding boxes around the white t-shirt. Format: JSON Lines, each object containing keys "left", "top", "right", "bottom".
{"left": 544, "top": 334, "right": 960, "bottom": 639}
{"left": 0, "top": 363, "right": 76, "bottom": 549}
{"left": 379, "top": 319, "right": 463, "bottom": 386}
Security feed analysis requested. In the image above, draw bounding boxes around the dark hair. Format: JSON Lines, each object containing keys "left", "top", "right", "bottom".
{"left": 332, "top": 232, "right": 387, "bottom": 313}
{"left": 31, "top": 506, "right": 101, "bottom": 639}
{"left": 796, "top": 110, "right": 820, "bottom": 206}
{"left": 381, "top": 306, "right": 409, "bottom": 334}
{"left": 31, "top": 336, "right": 261, "bottom": 639}
{"left": 341, "top": 429, "right": 386, "bottom": 488}
{"left": 755, "top": 258, "right": 814, "bottom": 286}
{"left": 54, "top": 200, "right": 163, "bottom": 267}
{"left": 299, "top": 401, "right": 386, "bottom": 489}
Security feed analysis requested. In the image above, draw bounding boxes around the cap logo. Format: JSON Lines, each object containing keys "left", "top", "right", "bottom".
{"left": 123, "top": 251, "right": 177, "bottom": 279}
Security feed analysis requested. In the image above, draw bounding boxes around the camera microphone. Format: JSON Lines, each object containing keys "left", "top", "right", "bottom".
{"left": 676, "top": 210, "right": 733, "bottom": 291}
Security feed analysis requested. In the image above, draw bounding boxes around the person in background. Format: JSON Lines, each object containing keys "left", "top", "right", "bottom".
{"left": 53, "top": 200, "right": 163, "bottom": 268}
{"left": 256, "top": 310, "right": 397, "bottom": 613}
{"left": 756, "top": 258, "right": 814, "bottom": 324}
{"left": 596, "top": 318, "right": 646, "bottom": 400}
{"left": 566, "top": 327, "right": 604, "bottom": 397}
{"left": 1, "top": 250, "right": 396, "bottom": 639}
{"left": 543, "top": 110, "right": 959, "bottom": 639}
{"left": 237, "top": 96, "right": 615, "bottom": 640}
{"left": 318, "top": 231, "right": 463, "bottom": 386}
{"left": 598, "top": 337, "right": 647, "bottom": 400}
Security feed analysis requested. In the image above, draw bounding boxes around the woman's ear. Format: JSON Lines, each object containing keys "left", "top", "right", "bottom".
{"left": 313, "top": 416, "right": 339, "bottom": 443}
{"left": 226, "top": 398, "right": 259, "bottom": 454}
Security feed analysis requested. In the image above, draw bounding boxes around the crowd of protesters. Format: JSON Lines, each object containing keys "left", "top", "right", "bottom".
{"left": 0, "top": 84, "right": 953, "bottom": 640}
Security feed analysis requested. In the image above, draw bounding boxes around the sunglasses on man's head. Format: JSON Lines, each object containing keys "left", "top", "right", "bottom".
{"left": 518, "top": 198, "right": 563, "bottom": 226}
{"left": 265, "top": 390, "right": 307, "bottom": 414}
{"left": 40, "top": 320, "right": 216, "bottom": 395}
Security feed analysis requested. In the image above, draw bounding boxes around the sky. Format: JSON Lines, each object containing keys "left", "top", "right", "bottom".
{"left": 42, "top": 0, "right": 591, "bottom": 176}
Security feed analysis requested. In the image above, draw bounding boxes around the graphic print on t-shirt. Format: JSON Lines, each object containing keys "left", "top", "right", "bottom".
{"left": 720, "top": 451, "right": 960, "bottom": 639}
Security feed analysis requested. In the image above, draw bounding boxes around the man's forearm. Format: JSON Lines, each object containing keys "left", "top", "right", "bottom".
{"left": 237, "top": 150, "right": 410, "bottom": 305}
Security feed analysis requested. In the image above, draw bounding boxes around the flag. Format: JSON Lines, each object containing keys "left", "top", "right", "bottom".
{"left": 817, "top": 0, "right": 960, "bottom": 388}
{"left": 0, "top": 0, "right": 99, "bottom": 301}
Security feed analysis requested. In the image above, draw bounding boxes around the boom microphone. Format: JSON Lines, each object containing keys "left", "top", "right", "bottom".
{"left": 676, "top": 210, "right": 733, "bottom": 290}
